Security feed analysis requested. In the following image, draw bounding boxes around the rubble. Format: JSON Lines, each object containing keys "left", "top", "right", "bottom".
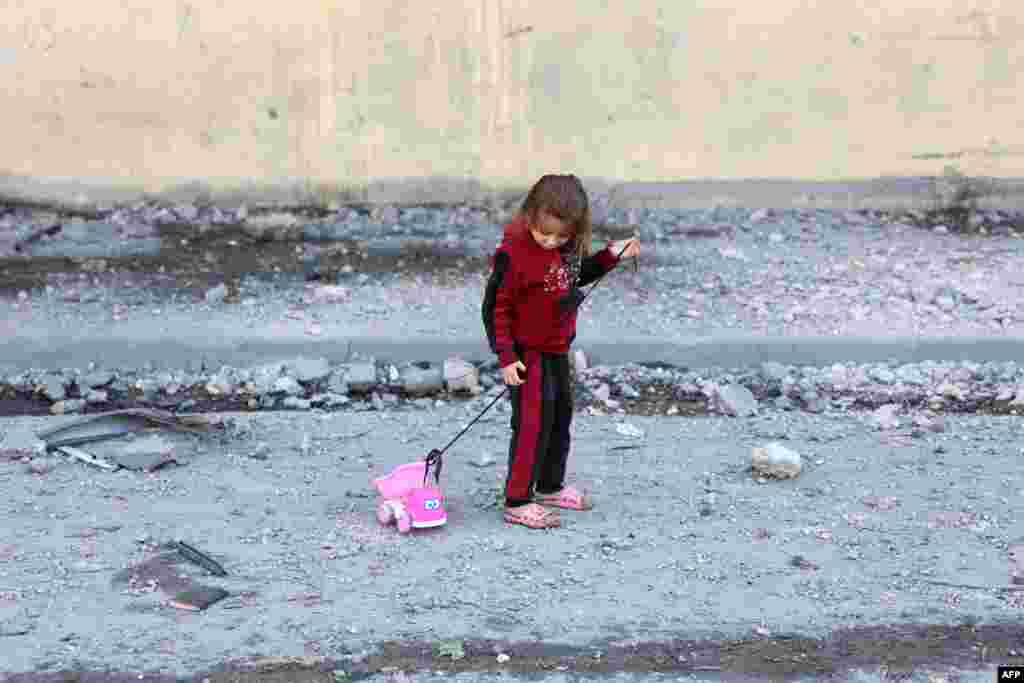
{"left": 173, "top": 540, "right": 228, "bottom": 577}
{"left": 102, "top": 435, "right": 178, "bottom": 471}
{"left": 56, "top": 446, "right": 118, "bottom": 471}
{"left": 714, "top": 384, "right": 759, "bottom": 417}
{"left": 35, "top": 409, "right": 221, "bottom": 472}
{"left": 751, "top": 442, "right": 803, "bottom": 480}
{"left": 5, "top": 352, "right": 1024, "bottom": 422}
{"left": 443, "top": 358, "right": 480, "bottom": 394}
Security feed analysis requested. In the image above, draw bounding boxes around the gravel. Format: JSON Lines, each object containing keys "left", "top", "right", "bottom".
{"left": 3, "top": 200, "right": 1024, "bottom": 678}
{"left": 2, "top": 407, "right": 1024, "bottom": 676}
{"left": 4, "top": 202, "right": 1024, "bottom": 418}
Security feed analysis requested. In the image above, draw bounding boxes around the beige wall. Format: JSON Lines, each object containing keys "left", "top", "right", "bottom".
{"left": 1, "top": 0, "right": 1022, "bottom": 207}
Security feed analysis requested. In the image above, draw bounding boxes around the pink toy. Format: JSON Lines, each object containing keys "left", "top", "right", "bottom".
{"left": 373, "top": 460, "right": 447, "bottom": 533}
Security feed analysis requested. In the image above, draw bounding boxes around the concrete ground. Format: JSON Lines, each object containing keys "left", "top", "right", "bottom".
{"left": 1, "top": 405, "right": 1023, "bottom": 681}
{"left": 3, "top": 198, "right": 1024, "bottom": 681}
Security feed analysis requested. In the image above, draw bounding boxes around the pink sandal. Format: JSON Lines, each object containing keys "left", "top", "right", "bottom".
{"left": 504, "top": 503, "right": 561, "bottom": 529}
{"left": 534, "top": 485, "right": 592, "bottom": 511}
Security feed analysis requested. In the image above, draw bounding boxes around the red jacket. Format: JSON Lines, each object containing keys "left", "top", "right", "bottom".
{"left": 482, "top": 216, "right": 620, "bottom": 367}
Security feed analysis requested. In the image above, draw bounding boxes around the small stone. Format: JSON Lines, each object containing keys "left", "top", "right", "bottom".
{"left": 749, "top": 209, "right": 771, "bottom": 224}
{"left": 250, "top": 443, "right": 271, "bottom": 460}
{"left": 289, "top": 357, "right": 331, "bottom": 383}
{"left": 282, "top": 396, "right": 312, "bottom": 411}
{"left": 39, "top": 375, "right": 66, "bottom": 401}
{"left": 27, "top": 457, "right": 59, "bottom": 475}
{"left": 343, "top": 362, "right": 377, "bottom": 393}
{"left": 716, "top": 384, "right": 758, "bottom": 417}
{"left": 176, "top": 204, "right": 200, "bottom": 222}
{"left": 106, "top": 436, "right": 176, "bottom": 471}
{"left": 471, "top": 453, "right": 496, "bottom": 468}
{"left": 751, "top": 442, "right": 802, "bottom": 479}
{"left": 615, "top": 423, "right": 644, "bottom": 438}
{"left": 0, "top": 609, "right": 35, "bottom": 636}
{"left": 444, "top": 358, "right": 479, "bottom": 394}
{"left": 273, "top": 377, "right": 303, "bottom": 396}
{"left": 872, "top": 404, "right": 900, "bottom": 430}
{"left": 84, "top": 390, "right": 108, "bottom": 404}
{"left": 50, "top": 399, "right": 85, "bottom": 415}
{"left": 82, "top": 371, "right": 114, "bottom": 388}
{"left": 402, "top": 364, "right": 445, "bottom": 396}
{"left": 938, "top": 383, "right": 963, "bottom": 401}
{"left": 619, "top": 383, "right": 640, "bottom": 399}
{"left": 205, "top": 284, "right": 228, "bottom": 305}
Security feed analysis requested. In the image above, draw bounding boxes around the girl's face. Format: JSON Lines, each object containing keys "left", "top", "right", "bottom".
{"left": 529, "top": 210, "right": 573, "bottom": 250}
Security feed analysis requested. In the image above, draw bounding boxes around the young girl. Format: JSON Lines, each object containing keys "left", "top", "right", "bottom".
{"left": 481, "top": 174, "right": 640, "bottom": 529}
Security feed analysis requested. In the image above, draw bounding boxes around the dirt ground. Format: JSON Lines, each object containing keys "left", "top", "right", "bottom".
{"left": 3, "top": 623, "right": 1024, "bottom": 681}
{"left": 4, "top": 212, "right": 1024, "bottom": 681}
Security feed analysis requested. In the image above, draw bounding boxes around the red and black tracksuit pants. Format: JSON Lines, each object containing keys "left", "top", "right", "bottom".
{"left": 505, "top": 347, "right": 573, "bottom": 507}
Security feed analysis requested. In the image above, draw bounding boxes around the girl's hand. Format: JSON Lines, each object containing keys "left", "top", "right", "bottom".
{"left": 502, "top": 360, "right": 527, "bottom": 386}
{"left": 610, "top": 237, "right": 640, "bottom": 260}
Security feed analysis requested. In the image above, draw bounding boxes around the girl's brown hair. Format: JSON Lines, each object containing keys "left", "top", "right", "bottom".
{"left": 518, "top": 174, "right": 593, "bottom": 263}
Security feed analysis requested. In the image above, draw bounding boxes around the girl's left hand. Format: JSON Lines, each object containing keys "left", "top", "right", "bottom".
{"left": 610, "top": 237, "right": 640, "bottom": 260}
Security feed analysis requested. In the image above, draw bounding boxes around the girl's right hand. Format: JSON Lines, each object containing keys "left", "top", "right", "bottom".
{"left": 502, "top": 360, "right": 527, "bottom": 386}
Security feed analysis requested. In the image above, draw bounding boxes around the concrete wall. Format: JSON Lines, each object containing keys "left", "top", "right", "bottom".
{"left": 1, "top": 0, "right": 1022, "bottom": 208}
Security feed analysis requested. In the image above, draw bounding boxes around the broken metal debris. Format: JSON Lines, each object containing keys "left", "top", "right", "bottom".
{"left": 105, "top": 434, "right": 178, "bottom": 471}
{"left": 173, "top": 540, "right": 228, "bottom": 577}
{"left": 168, "top": 586, "right": 230, "bottom": 612}
{"left": 57, "top": 445, "right": 118, "bottom": 471}
{"left": 36, "top": 408, "right": 221, "bottom": 471}
{"left": 37, "top": 408, "right": 221, "bottom": 449}
{"left": 113, "top": 544, "right": 232, "bottom": 614}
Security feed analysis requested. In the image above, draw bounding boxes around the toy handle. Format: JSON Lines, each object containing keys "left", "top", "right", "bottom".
{"left": 424, "top": 448, "right": 443, "bottom": 485}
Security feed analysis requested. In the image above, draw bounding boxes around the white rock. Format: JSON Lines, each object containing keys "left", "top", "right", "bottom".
{"left": 288, "top": 357, "right": 331, "bottom": 383}
{"left": 872, "top": 404, "right": 901, "bottom": 430}
{"left": 751, "top": 442, "right": 802, "bottom": 479}
{"left": 444, "top": 358, "right": 479, "bottom": 393}
{"left": 283, "top": 397, "right": 312, "bottom": 411}
{"left": 615, "top": 423, "right": 644, "bottom": 439}
{"left": 304, "top": 285, "right": 350, "bottom": 304}
{"left": 273, "top": 377, "right": 303, "bottom": 396}
{"left": 716, "top": 384, "right": 758, "bottom": 417}
{"left": 204, "top": 284, "right": 228, "bottom": 305}
{"left": 938, "top": 382, "right": 963, "bottom": 400}
{"left": 402, "top": 365, "right": 445, "bottom": 396}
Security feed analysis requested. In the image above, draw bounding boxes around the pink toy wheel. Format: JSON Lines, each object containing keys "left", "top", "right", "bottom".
{"left": 395, "top": 508, "right": 412, "bottom": 534}
{"left": 376, "top": 501, "right": 394, "bottom": 526}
